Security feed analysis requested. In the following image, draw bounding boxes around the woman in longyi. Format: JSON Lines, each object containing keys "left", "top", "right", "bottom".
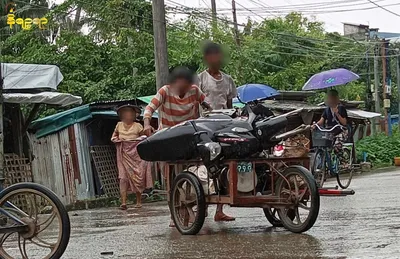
{"left": 111, "top": 104, "right": 153, "bottom": 210}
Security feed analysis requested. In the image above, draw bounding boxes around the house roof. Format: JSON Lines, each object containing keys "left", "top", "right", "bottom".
{"left": 264, "top": 100, "right": 324, "bottom": 111}
{"left": 370, "top": 31, "right": 400, "bottom": 40}
{"left": 4, "top": 92, "right": 82, "bottom": 106}
{"left": 29, "top": 99, "right": 158, "bottom": 138}
{"left": 2, "top": 63, "right": 63, "bottom": 91}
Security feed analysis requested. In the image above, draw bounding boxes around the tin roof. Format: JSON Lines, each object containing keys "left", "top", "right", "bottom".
{"left": 29, "top": 100, "right": 158, "bottom": 138}
{"left": 264, "top": 100, "right": 324, "bottom": 111}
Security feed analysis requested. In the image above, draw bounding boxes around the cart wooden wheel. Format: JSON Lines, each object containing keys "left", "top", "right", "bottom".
{"left": 170, "top": 171, "right": 206, "bottom": 235}
{"left": 263, "top": 207, "right": 295, "bottom": 227}
{"left": 276, "top": 166, "right": 320, "bottom": 233}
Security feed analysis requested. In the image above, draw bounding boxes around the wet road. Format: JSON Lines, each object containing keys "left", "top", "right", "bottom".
{"left": 64, "top": 170, "right": 400, "bottom": 259}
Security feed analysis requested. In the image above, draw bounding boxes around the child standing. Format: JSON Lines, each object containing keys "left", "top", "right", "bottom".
{"left": 198, "top": 42, "right": 236, "bottom": 222}
{"left": 112, "top": 104, "right": 153, "bottom": 210}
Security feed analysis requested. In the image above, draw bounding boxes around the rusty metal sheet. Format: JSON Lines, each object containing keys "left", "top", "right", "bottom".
{"left": 74, "top": 123, "right": 95, "bottom": 200}
{"left": 29, "top": 123, "right": 97, "bottom": 205}
{"left": 29, "top": 132, "right": 71, "bottom": 205}
{"left": 58, "top": 127, "right": 77, "bottom": 203}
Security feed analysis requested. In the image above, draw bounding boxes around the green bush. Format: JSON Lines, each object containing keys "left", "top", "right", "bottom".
{"left": 356, "top": 128, "right": 400, "bottom": 167}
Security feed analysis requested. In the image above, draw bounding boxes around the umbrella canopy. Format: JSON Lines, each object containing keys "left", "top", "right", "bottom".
{"left": 302, "top": 68, "right": 360, "bottom": 91}
{"left": 237, "top": 84, "right": 279, "bottom": 103}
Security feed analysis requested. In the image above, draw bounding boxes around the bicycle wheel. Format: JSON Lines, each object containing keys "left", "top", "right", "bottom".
{"left": 312, "top": 149, "right": 326, "bottom": 188}
{"left": 0, "top": 183, "right": 71, "bottom": 259}
{"left": 336, "top": 148, "right": 353, "bottom": 189}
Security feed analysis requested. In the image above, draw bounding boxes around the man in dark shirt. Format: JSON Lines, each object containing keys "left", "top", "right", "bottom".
{"left": 316, "top": 89, "right": 348, "bottom": 130}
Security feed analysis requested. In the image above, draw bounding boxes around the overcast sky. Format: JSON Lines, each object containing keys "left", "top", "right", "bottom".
{"left": 167, "top": 0, "right": 400, "bottom": 33}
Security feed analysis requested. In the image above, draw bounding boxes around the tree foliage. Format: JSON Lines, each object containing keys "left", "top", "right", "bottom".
{"left": 356, "top": 128, "right": 400, "bottom": 167}
{"left": 2, "top": 0, "right": 395, "bottom": 113}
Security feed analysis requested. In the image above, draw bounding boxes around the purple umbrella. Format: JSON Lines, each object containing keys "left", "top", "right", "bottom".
{"left": 302, "top": 68, "right": 360, "bottom": 91}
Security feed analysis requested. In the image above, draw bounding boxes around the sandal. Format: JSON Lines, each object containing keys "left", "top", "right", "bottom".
{"left": 134, "top": 204, "right": 142, "bottom": 208}
{"left": 119, "top": 204, "right": 127, "bottom": 210}
{"left": 214, "top": 212, "right": 235, "bottom": 222}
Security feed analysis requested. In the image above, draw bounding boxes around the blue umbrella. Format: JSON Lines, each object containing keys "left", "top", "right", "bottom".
{"left": 237, "top": 84, "right": 279, "bottom": 103}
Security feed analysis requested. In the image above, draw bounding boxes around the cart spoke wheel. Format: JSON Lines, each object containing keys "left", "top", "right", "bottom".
{"left": 293, "top": 178, "right": 299, "bottom": 199}
{"left": 276, "top": 167, "right": 320, "bottom": 233}
{"left": 0, "top": 184, "right": 70, "bottom": 259}
{"left": 177, "top": 187, "right": 186, "bottom": 202}
{"left": 298, "top": 202, "right": 311, "bottom": 211}
{"left": 263, "top": 207, "right": 295, "bottom": 227}
{"left": 272, "top": 209, "right": 278, "bottom": 217}
{"left": 280, "top": 188, "right": 291, "bottom": 195}
{"left": 295, "top": 208, "right": 301, "bottom": 224}
{"left": 171, "top": 172, "right": 206, "bottom": 235}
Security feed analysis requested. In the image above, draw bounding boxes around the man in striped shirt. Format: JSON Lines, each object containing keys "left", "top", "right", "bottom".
{"left": 143, "top": 66, "right": 211, "bottom": 135}
{"left": 143, "top": 67, "right": 211, "bottom": 227}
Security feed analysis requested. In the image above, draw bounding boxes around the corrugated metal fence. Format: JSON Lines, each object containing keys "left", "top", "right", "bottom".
{"left": 29, "top": 122, "right": 95, "bottom": 205}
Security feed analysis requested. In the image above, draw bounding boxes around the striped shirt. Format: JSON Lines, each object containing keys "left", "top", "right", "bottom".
{"left": 144, "top": 85, "right": 206, "bottom": 129}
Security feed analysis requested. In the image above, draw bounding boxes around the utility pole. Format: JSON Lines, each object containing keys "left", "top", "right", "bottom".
{"left": 385, "top": 40, "right": 392, "bottom": 136}
{"left": 232, "top": 0, "right": 240, "bottom": 46}
{"left": 152, "top": 0, "right": 169, "bottom": 90}
{"left": 0, "top": 63, "right": 4, "bottom": 183}
{"left": 365, "top": 28, "right": 372, "bottom": 111}
{"left": 211, "top": 0, "right": 217, "bottom": 34}
{"left": 374, "top": 45, "right": 380, "bottom": 113}
{"left": 396, "top": 51, "right": 400, "bottom": 131}
{"left": 381, "top": 40, "right": 390, "bottom": 136}
{"left": 373, "top": 43, "right": 380, "bottom": 135}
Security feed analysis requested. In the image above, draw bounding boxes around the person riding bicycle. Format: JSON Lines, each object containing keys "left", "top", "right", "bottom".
{"left": 314, "top": 89, "right": 348, "bottom": 145}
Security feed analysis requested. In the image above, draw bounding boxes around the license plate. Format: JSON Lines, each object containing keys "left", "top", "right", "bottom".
{"left": 237, "top": 162, "right": 253, "bottom": 173}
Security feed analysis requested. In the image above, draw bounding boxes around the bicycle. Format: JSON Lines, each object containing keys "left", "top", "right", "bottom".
{"left": 311, "top": 124, "right": 354, "bottom": 189}
{"left": 0, "top": 182, "right": 71, "bottom": 259}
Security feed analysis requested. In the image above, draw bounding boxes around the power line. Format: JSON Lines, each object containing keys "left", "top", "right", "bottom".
{"left": 198, "top": 0, "right": 387, "bottom": 12}
{"left": 168, "top": 3, "right": 378, "bottom": 50}
{"left": 366, "top": 0, "right": 400, "bottom": 18}
{"left": 218, "top": 3, "right": 400, "bottom": 15}
{"left": 246, "top": 0, "right": 279, "bottom": 18}
{"left": 11, "top": 0, "right": 393, "bottom": 63}
{"left": 168, "top": 1, "right": 400, "bottom": 53}
{"left": 233, "top": 0, "right": 269, "bottom": 21}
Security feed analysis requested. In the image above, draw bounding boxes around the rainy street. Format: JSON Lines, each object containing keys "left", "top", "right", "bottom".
{"left": 63, "top": 169, "right": 400, "bottom": 259}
